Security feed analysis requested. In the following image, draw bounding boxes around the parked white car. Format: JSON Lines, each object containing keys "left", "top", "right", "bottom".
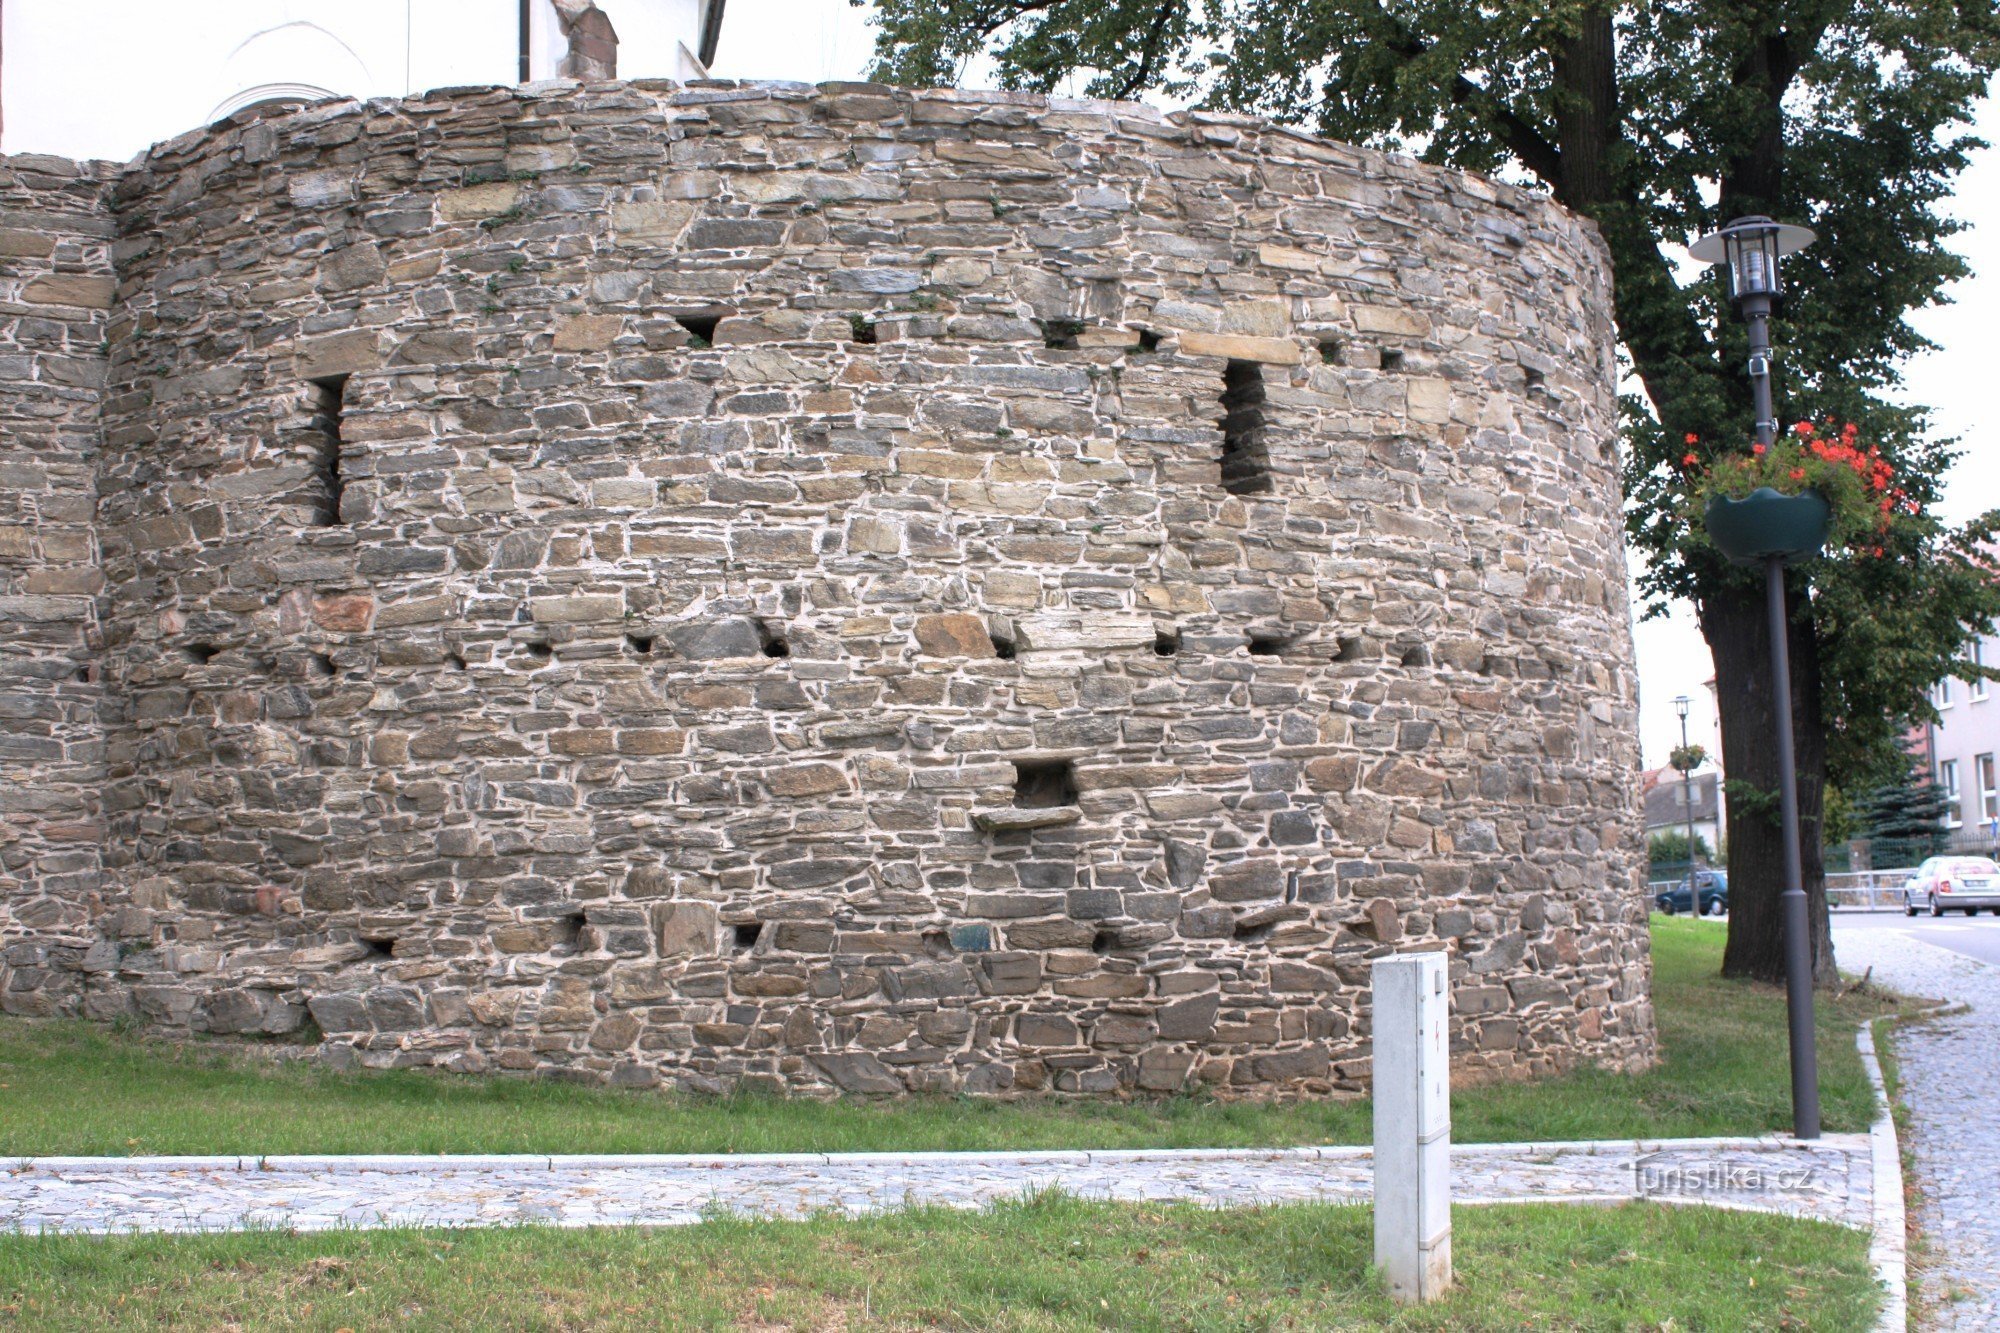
{"left": 1903, "top": 856, "right": 2000, "bottom": 917}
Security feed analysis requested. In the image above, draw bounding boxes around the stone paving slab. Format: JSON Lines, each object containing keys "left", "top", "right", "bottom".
{"left": 0, "top": 1136, "right": 1870, "bottom": 1237}
{"left": 1833, "top": 921, "right": 2000, "bottom": 1331}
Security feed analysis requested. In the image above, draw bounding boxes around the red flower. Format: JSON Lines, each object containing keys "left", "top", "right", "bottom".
{"left": 1789, "top": 468, "right": 1806, "bottom": 481}
{"left": 1752, "top": 443, "right": 1767, "bottom": 456}
{"left": 1682, "top": 452, "right": 1699, "bottom": 466}
{"left": 1684, "top": 433, "right": 1700, "bottom": 445}
{"left": 1793, "top": 421, "right": 1813, "bottom": 438}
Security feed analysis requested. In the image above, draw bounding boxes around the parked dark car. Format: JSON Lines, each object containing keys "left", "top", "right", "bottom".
{"left": 1655, "top": 870, "right": 1728, "bottom": 916}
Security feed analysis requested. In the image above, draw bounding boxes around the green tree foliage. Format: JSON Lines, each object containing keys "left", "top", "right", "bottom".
{"left": 1857, "top": 750, "right": 1951, "bottom": 869}
{"left": 868, "top": 0, "right": 2000, "bottom": 982}
{"left": 1649, "top": 829, "right": 1715, "bottom": 871}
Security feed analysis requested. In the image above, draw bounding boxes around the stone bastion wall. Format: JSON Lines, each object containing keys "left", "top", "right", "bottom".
{"left": 0, "top": 79, "right": 1653, "bottom": 1097}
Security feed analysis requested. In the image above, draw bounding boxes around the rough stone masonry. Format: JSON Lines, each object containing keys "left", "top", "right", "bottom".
{"left": 0, "top": 79, "right": 1654, "bottom": 1097}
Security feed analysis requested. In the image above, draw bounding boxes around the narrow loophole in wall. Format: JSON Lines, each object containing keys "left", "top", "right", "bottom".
{"left": 990, "top": 627, "right": 1018, "bottom": 660}
{"left": 733, "top": 921, "right": 763, "bottom": 949}
{"left": 671, "top": 310, "right": 724, "bottom": 347}
{"left": 625, "top": 633, "right": 654, "bottom": 656}
{"left": 847, "top": 314, "right": 878, "bottom": 345}
{"left": 1379, "top": 348, "right": 1406, "bottom": 372}
{"left": 1135, "top": 328, "right": 1162, "bottom": 353}
{"left": 1012, "top": 758, "right": 1078, "bottom": 809}
{"left": 757, "top": 622, "right": 790, "bottom": 658}
{"left": 180, "top": 644, "right": 219, "bottom": 665}
{"left": 306, "top": 375, "right": 349, "bottom": 527}
{"left": 1247, "top": 633, "right": 1289, "bottom": 657}
{"left": 555, "top": 910, "right": 587, "bottom": 952}
{"left": 306, "top": 652, "right": 337, "bottom": 678}
{"left": 1317, "top": 338, "right": 1342, "bottom": 364}
{"left": 1399, "top": 643, "right": 1433, "bottom": 668}
{"left": 1039, "top": 318, "right": 1084, "bottom": 350}
{"left": 1219, "top": 359, "right": 1273, "bottom": 496}
{"left": 1154, "top": 628, "right": 1181, "bottom": 658}
{"left": 357, "top": 935, "right": 396, "bottom": 960}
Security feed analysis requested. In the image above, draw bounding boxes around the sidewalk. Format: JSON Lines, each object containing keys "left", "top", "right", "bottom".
{"left": 1835, "top": 919, "right": 2000, "bottom": 1331}
{"left": 2, "top": 1134, "right": 1872, "bottom": 1236}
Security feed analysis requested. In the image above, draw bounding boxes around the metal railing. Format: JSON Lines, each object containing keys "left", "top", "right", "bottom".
{"left": 1644, "top": 867, "right": 1915, "bottom": 912}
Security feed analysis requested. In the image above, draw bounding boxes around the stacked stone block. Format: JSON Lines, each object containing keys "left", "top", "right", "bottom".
{"left": 0, "top": 153, "right": 113, "bottom": 1015}
{"left": 0, "top": 80, "right": 1654, "bottom": 1096}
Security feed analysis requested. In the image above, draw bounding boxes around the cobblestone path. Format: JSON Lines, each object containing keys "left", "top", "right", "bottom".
{"left": 0, "top": 1136, "right": 1868, "bottom": 1237}
{"left": 1835, "top": 920, "right": 2000, "bottom": 1331}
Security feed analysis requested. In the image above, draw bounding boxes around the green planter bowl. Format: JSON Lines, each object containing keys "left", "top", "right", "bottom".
{"left": 1703, "top": 487, "right": 1831, "bottom": 565}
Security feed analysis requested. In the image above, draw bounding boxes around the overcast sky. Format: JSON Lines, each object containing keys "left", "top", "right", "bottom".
{"left": 732, "top": 4, "right": 1997, "bottom": 772}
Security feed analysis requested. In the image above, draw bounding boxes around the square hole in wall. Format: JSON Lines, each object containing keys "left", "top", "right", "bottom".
{"left": 1379, "top": 348, "right": 1406, "bottom": 372}
{"left": 671, "top": 310, "right": 725, "bottom": 346}
{"left": 847, "top": 314, "right": 878, "bottom": 345}
{"left": 1039, "top": 318, "right": 1085, "bottom": 349}
{"left": 1317, "top": 338, "right": 1342, "bottom": 364}
{"left": 1013, "top": 758, "right": 1078, "bottom": 809}
{"left": 1247, "top": 633, "right": 1291, "bottom": 657}
{"left": 625, "top": 633, "right": 654, "bottom": 655}
{"left": 757, "top": 622, "right": 790, "bottom": 658}
{"left": 1154, "top": 628, "right": 1181, "bottom": 658}
{"left": 733, "top": 921, "right": 764, "bottom": 949}
{"left": 1135, "top": 328, "right": 1162, "bottom": 353}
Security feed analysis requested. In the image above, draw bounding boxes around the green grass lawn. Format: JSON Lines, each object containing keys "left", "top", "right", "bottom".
{"left": 0, "top": 917, "right": 1913, "bottom": 1156}
{"left": 0, "top": 1194, "right": 1881, "bottom": 1331}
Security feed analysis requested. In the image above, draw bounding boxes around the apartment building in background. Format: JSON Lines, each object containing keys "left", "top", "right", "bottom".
{"left": 1928, "top": 632, "right": 2000, "bottom": 848}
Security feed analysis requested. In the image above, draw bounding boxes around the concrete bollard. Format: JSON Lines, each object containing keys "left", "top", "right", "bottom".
{"left": 1372, "top": 950, "right": 1452, "bottom": 1303}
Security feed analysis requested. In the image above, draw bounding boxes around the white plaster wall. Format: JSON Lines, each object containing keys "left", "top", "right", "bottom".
{"left": 1, "top": 0, "right": 722, "bottom": 162}
{"left": 704, "top": 0, "right": 878, "bottom": 86}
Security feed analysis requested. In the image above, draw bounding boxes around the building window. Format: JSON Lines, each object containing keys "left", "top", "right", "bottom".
{"left": 1941, "top": 759, "right": 1962, "bottom": 827}
{"left": 1971, "top": 640, "right": 1988, "bottom": 701}
{"left": 1980, "top": 754, "right": 1998, "bottom": 825}
{"left": 1935, "top": 677, "right": 1954, "bottom": 710}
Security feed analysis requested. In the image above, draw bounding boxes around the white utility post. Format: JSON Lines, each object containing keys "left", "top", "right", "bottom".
{"left": 1371, "top": 950, "right": 1452, "bottom": 1303}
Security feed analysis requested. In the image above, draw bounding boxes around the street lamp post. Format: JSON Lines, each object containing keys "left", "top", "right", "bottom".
{"left": 1675, "top": 695, "right": 1699, "bottom": 911}
{"left": 1690, "top": 214, "right": 1822, "bottom": 1140}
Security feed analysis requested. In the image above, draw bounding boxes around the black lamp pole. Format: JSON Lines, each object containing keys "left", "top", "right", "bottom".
{"left": 1691, "top": 215, "right": 1821, "bottom": 1140}
{"left": 1675, "top": 695, "right": 1698, "bottom": 909}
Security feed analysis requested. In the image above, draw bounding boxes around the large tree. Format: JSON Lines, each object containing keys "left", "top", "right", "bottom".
{"left": 868, "top": 0, "right": 2000, "bottom": 984}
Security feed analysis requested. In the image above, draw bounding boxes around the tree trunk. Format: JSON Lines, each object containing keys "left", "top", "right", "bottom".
{"left": 1703, "top": 575, "right": 1837, "bottom": 986}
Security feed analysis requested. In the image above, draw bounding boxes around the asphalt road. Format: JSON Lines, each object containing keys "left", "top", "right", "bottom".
{"left": 1831, "top": 909, "right": 2000, "bottom": 968}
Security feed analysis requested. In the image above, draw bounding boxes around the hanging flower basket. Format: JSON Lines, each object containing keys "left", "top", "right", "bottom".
{"left": 1678, "top": 421, "right": 1908, "bottom": 565}
{"left": 1703, "top": 487, "right": 1831, "bottom": 565}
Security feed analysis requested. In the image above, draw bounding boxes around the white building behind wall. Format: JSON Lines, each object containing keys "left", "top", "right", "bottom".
{"left": 1929, "top": 631, "right": 2000, "bottom": 850}
{"left": 0, "top": 0, "right": 727, "bottom": 162}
